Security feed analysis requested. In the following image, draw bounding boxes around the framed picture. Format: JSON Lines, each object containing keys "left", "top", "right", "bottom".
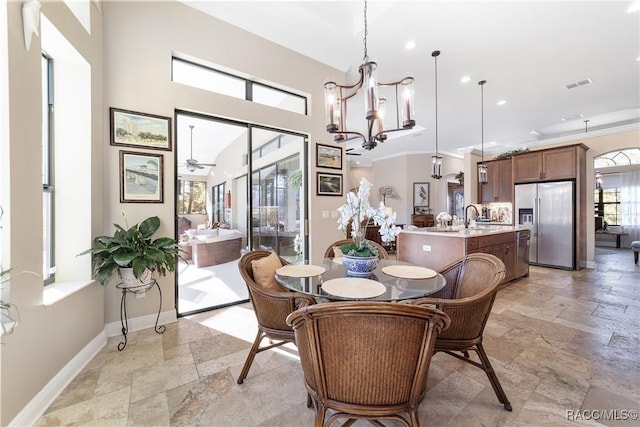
{"left": 414, "top": 206, "right": 432, "bottom": 215}
{"left": 317, "top": 172, "right": 343, "bottom": 196}
{"left": 316, "top": 143, "right": 342, "bottom": 169}
{"left": 110, "top": 107, "right": 172, "bottom": 151}
{"left": 120, "top": 150, "right": 164, "bottom": 203}
{"left": 413, "top": 182, "right": 430, "bottom": 208}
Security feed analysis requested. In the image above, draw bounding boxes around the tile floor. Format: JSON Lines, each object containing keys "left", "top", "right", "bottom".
{"left": 36, "top": 248, "right": 639, "bottom": 426}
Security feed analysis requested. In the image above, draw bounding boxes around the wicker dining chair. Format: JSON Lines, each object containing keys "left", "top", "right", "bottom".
{"left": 236, "top": 250, "right": 317, "bottom": 384}
{"left": 412, "top": 253, "right": 512, "bottom": 411}
{"left": 286, "top": 301, "right": 451, "bottom": 427}
{"left": 323, "top": 238, "right": 389, "bottom": 259}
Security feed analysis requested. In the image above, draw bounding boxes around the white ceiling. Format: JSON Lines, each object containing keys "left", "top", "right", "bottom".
{"left": 179, "top": 0, "right": 640, "bottom": 168}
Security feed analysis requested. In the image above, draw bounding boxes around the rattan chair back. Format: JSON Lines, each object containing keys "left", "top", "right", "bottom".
{"left": 287, "top": 301, "right": 450, "bottom": 427}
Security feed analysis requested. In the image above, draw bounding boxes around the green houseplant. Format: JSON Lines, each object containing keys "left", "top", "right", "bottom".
{"left": 80, "top": 212, "right": 180, "bottom": 285}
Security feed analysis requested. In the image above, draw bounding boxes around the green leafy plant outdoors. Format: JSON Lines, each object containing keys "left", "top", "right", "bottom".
{"left": 79, "top": 213, "right": 181, "bottom": 285}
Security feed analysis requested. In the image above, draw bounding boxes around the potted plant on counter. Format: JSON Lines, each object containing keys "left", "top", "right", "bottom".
{"left": 80, "top": 212, "right": 181, "bottom": 286}
{"left": 337, "top": 178, "right": 400, "bottom": 276}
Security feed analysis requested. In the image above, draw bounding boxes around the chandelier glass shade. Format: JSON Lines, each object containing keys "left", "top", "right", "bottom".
{"left": 323, "top": 1, "right": 415, "bottom": 151}
{"left": 478, "top": 80, "right": 488, "bottom": 184}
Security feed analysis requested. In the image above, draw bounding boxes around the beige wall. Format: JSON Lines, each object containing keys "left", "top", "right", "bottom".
{"left": 360, "top": 153, "right": 464, "bottom": 225}
{"left": 2, "top": 0, "right": 345, "bottom": 422}
{"left": 2, "top": 1, "right": 105, "bottom": 424}
{"left": 101, "top": 0, "right": 345, "bottom": 320}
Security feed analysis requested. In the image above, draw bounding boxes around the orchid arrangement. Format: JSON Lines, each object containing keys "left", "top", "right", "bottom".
{"left": 337, "top": 178, "right": 400, "bottom": 256}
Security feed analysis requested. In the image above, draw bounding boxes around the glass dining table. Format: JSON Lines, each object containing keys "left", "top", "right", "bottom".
{"left": 275, "top": 258, "right": 446, "bottom": 302}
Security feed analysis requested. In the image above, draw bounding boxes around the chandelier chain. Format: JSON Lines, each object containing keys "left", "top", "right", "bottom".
{"left": 362, "top": 0, "right": 369, "bottom": 62}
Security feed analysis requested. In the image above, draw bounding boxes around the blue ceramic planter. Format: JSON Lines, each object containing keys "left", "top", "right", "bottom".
{"left": 342, "top": 254, "right": 378, "bottom": 277}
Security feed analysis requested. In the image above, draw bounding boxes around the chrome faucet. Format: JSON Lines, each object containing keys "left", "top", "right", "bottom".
{"left": 464, "top": 205, "right": 480, "bottom": 228}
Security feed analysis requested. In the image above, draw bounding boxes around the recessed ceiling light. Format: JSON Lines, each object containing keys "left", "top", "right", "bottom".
{"left": 461, "top": 76, "right": 471, "bottom": 83}
{"left": 356, "top": 161, "right": 361, "bottom": 165}
{"left": 405, "top": 40, "right": 416, "bottom": 50}
{"left": 637, "top": 56, "right": 640, "bottom": 61}
{"left": 627, "top": 2, "right": 640, "bottom": 13}
{"left": 496, "top": 100, "right": 507, "bottom": 106}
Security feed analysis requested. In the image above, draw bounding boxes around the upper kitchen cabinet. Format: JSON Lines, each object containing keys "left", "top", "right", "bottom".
{"left": 478, "top": 158, "right": 513, "bottom": 203}
{"left": 513, "top": 144, "right": 587, "bottom": 183}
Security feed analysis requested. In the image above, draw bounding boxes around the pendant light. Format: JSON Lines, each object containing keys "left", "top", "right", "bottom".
{"left": 431, "top": 50, "right": 442, "bottom": 179}
{"left": 595, "top": 171, "right": 603, "bottom": 189}
{"left": 478, "top": 80, "right": 488, "bottom": 184}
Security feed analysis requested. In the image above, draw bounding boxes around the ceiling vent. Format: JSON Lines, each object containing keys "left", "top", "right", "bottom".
{"left": 564, "top": 78, "right": 592, "bottom": 89}
{"left": 562, "top": 113, "right": 584, "bottom": 122}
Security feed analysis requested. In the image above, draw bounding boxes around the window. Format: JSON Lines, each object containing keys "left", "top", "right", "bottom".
{"left": 172, "top": 57, "right": 307, "bottom": 115}
{"left": 39, "top": 15, "right": 92, "bottom": 294}
{"left": 595, "top": 187, "right": 621, "bottom": 226}
{"left": 42, "top": 53, "right": 55, "bottom": 285}
{"left": 177, "top": 179, "right": 207, "bottom": 215}
{"left": 211, "top": 183, "right": 225, "bottom": 224}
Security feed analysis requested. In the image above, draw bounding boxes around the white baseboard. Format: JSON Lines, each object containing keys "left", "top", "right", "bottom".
{"left": 104, "top": 310, "right": 177, "bottom": 337}
{"left": 8, "top": 331, "right": 107, "bottom": 427}
{"left": 9, "top": 310, "right": 176, "bottom": 427}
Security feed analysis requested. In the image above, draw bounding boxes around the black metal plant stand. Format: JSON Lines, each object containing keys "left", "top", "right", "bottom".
{"left": 115, "top": 280, "right": 166, "bottom": 351}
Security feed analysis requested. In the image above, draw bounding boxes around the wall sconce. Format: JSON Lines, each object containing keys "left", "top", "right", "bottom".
{"left": 22, "top": 0, "right": 41, "bottom": 51}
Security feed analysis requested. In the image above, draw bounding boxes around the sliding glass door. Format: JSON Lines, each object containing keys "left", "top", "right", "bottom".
{"left": 176, "top": 112, "right": 307, "bottom": 316}
{"left": 250, "top": 128, "right": 305, "bottom": 263}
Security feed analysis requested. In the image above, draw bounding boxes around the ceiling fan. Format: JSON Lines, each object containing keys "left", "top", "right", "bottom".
{"left": 346, "top": 148, "right": 362, "bottom": 156}
{"left": 182, "top": 125, "right": 216, "bottom": 172}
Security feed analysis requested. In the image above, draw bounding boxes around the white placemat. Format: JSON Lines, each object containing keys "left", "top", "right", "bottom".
{"left": 276, "top": 264, "right": 326, "bottom": 278}
{"left": 381, "top": 265, "right": 437, "bottom": 279}
{"left": 321, "top": 278, "right": 386, "bottom": 299}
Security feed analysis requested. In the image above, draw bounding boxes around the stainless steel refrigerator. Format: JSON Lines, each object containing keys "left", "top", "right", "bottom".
{"left": 514, "top": 181, "right": 575, "bottom": 270}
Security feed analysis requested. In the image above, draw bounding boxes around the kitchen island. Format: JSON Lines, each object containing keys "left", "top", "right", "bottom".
{"left": 396, "top": 226, "right": 530, "bottom": 283}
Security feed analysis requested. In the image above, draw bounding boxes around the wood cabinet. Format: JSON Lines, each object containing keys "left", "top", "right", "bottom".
{"left": 466, "top": 231, "right": 518, "bottom": 282}
{"left": 478, "top": 158, "right": 513, "bottom": 203}
{"left": 513, "top": 145, "right": 584, "bottom": 183}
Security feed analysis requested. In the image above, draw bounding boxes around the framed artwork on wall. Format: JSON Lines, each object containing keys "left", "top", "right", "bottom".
{"left": 120, "top": 150, "right": 164, "bottom": 203}
{"left": 110, "top": 107, "right": 172, "bottom": 151}
{"left": 413, "top": 182, "right": 430, "bottom": 209}
{"left": 317, "top": 172, "right": 343, "bottom": 196}
{"left": 316, "top": 143, "right": 342, "bottom": 169}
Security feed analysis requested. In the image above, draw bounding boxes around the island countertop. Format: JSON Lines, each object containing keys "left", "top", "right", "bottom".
{"left": 396, "top": 226, "right": 531, "bottom": 282}
{"left": 399, "top": 225, "right": 530, "bottom": 239}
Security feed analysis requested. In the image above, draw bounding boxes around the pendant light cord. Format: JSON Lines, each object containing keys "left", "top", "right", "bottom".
{"left": 434, "top": 51, "right": 439, "bottom": 156}
{"left": 479, "top": 80, "right": 486, "bottom": 163}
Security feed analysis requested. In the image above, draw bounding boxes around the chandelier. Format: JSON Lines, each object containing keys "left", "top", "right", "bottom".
{"left": 323, "top": 0, "right": 416, "bottom": 150}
